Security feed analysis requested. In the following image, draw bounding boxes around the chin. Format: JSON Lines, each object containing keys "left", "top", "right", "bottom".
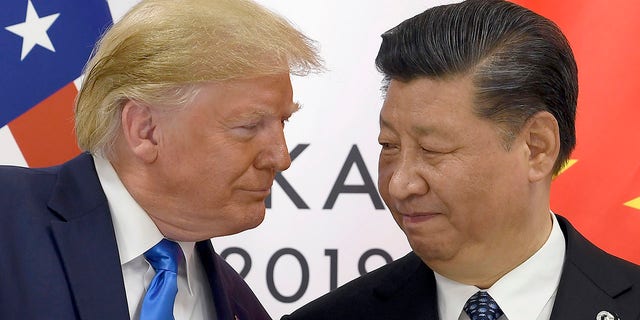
{"left": 228, "top": 209, "right": 266, "bottom": 235}
{"left": 245, "top": 212, "right": 266, "bottom": 230}
{"left": 407, "top": 235, "right": 455, "bottom": 263}
{"left": 206, "top": 202, "right": 267, "bottom": 236}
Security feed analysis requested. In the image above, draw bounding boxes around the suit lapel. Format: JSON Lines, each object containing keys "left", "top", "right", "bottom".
{"left": 48, "top": 154, "right": 129, "bottom": 320}
{"left": 197, "top": 240, "right": 235, "bottom": 320}
{"left": 372, "top": 252, "right": 439, "bottom": 319}
{"left": 550, "top": 215, "right": 633, "bottom": 320}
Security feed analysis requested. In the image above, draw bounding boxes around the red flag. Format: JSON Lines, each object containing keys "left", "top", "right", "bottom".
{"left": 512, "top": 0, "right": 640, "bottom": 264}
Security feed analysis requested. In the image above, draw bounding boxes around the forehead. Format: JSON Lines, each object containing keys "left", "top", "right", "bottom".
{"left": 190, "top": 73, "right": 297, "bottom": 115}
{"left": 380, "top": 76, "right": 479, "bottom": 131}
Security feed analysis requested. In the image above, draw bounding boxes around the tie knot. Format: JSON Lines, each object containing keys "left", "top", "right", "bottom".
{"left": 463, "top": 291, "right": 504, "bottom": 320}
{"left": 144, "top": 239, "right": 181, "bottom": 273}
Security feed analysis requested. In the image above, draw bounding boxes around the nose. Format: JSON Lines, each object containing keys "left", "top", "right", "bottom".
{"left": 385, "top": 154, "right": 428, "bottom": 200}
{"left": 254, "top": 123, "right": 292, "bottom": 172}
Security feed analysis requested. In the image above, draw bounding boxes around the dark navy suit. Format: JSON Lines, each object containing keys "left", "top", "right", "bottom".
{"left": 283, "top": 215, "right": 640, "bottom": 320}
{"left": 0, "top": 153, "right": 270, "bottom": 320}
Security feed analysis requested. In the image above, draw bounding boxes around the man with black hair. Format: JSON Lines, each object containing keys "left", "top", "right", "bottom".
{"left": 283, "top": 1, "right": 640, "bottom": 319}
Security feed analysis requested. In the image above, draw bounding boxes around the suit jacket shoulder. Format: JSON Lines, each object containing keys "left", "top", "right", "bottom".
{"left": 0, "top": 154, "right": 129, "bottom": 319}
{"left": 284, "top": 215, "right": 640, "bottom": 320}
{"left": 552, "top": 215, "right": 640, "bottom": 320}
{"left": 1, "top": 155, "right": 272, "bottom": 320}
{"left": 283, "top": 251, "right": 438, "bottom": 320}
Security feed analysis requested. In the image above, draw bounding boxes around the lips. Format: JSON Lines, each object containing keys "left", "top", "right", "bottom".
{"left": 242, "top": 185, "right": 272, "bottom": 193}
{"left": 244, "top": 187, "right": 272, "bottom": 192}
{"left": 398, "top": 212, "right": 441, "bottom": 226}
{"left": 242, "top": 177, "right": 275, "bottom": 191}
{"left": 241, "top": 181, "right": 274, "bottom": 197}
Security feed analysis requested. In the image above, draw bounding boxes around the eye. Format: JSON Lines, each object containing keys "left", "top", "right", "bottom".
{"left": 240, "top": 123, "right": 260, "bottom": 131}
{"left": 233, "top": 121, "right": 262, "bottom": 137}
{"left": 421, "top": 147, "right": 440, "bottom": 154}
{"left": 420, "top": 145, "right": 454, "bottom": 158}
{"left": 379, "top": 141, "right": 399, "bottom": 153}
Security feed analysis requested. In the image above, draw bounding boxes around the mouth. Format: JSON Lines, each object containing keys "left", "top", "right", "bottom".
{"left": 399, "top": 212, "right": 440, "bottom": 226}
{"left": 241, "top": 185, "right": 273, "bottom": 198}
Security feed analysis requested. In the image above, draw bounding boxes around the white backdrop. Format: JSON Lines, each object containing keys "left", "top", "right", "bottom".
{"left": 1, "top": 0, "right": 460, "bottom": 318}
{"left": 206, "top": 1, "right": 460, "bottom": 317}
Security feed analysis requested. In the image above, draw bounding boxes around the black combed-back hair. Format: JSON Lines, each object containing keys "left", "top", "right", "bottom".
{"left": 376, "top": 0, "right": 578, "bottom": 174}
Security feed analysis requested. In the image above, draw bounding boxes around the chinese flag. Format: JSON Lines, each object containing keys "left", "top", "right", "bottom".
{"left": 513, "top": 0, "right": 640, "bottom": 264}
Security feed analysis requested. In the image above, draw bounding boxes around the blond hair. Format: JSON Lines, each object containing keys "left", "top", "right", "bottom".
{"left": 75, "top": 0, "right": 322, "bottom": 158}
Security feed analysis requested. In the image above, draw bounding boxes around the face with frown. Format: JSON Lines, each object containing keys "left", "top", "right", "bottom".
{"left": 122, "top": 73, "right": 297, "bottom": 240}
{"left": 377, "top": 75, "right": 541, "bottom": 277}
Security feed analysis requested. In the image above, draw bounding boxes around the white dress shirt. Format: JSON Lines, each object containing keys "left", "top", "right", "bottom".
{"left": 93, "top": 155, "right": 216, "bottom": 320}
{"left": 435, "top": 213, "right": 566, "bottom": 320}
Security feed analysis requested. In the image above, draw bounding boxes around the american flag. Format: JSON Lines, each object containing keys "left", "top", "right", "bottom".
{"left": 1, "top": 0, "right": 112, "bottom": 167}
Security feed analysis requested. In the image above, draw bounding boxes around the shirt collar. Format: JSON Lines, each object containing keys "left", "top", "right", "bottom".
{"left": 93, "top": 155, "right": 199, "bottom": 295}
{"left": 435, "top": 212, "right": 566, "bottom": 320}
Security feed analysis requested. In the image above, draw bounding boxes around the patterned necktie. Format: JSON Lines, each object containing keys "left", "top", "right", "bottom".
{"left": 140, "top": 239, "right": 181, "bottom": 320}
{"left": 463, "top": 291, "right": 504, "bottom": 320}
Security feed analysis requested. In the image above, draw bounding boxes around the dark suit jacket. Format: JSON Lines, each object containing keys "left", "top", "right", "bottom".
{"left": 283, "top": 215, "right": 640, "bottom": 320}
{"left": 0, "top": 153, "right": 270, "bottom": 320}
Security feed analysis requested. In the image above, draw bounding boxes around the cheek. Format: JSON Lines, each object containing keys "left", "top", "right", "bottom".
{"left": 444, "top": 161, "right": 523, "bottom": 232}
{"left": 377, "top": 160, "right": 394, "bottom": 199}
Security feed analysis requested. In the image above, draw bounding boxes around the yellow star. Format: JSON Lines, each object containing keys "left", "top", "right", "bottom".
{"left": 553, "top": 159, "right": 578, "bottom": 179}
{"left": 624, "top": 197, "right": 640, "bottom": 210}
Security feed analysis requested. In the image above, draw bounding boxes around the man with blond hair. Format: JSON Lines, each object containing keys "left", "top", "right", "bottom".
{"left": 0, "top": 0, "right": 320, "bottom": 319}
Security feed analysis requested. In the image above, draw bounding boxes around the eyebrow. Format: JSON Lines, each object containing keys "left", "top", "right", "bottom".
{"left": 289, "top": 101, "right": 302, "bottom": 116}
{"left": 379, "top": 114, "right": 446, "bottom": 139}
{"left": 412, "top": 125, "right": 437, "bottom": 136}
{"left": 230, "top": 101, "right": 301, "bottom": 123}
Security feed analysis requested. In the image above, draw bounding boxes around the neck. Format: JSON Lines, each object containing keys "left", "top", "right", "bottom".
{"left": 428, "top": 210, "right": 553, "bottom": 289}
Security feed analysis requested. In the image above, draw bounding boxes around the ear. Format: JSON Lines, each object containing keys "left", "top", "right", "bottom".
{"left": 120, "top": 100, "right": 158, "bottom": 163}
{"left": 523, "top": 111, "right": 560, "bottom": 182}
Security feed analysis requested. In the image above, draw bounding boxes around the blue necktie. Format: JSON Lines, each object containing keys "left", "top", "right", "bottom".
{"left": 463, "top": 291, "right": 504, "bottom": 320}
{"left": 140, "top": 239, "right": 181, "bottom": 320}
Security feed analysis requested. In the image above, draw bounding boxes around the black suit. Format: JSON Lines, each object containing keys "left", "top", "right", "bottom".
{"left": 283, "top": 215, "right": 640, "bottom": 320}
{"left": 0, "top": 153, "right": 270, "bottom": 320}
